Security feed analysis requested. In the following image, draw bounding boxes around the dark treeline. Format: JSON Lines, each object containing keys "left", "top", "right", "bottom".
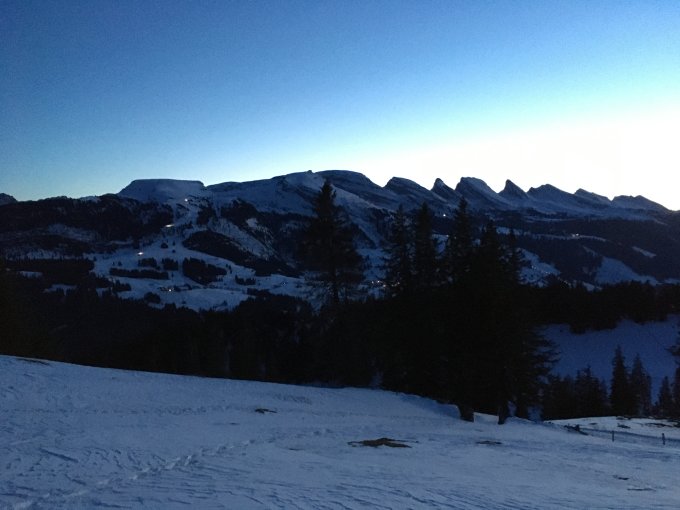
{"left": 530, "top": 280, "right": 680, "bottom": 333}
{"left": 2, "top": 256, "right": 680, "bottom": 421}
{"left": 1, "top": 265, "right": 551, "bottom": 422}
{"left": 353, "top": 198, "right": 558, "bottom": 421}
{"left": 3, "top": 185, "right": 680, "bottom": 421}
{"left": 543, "top": 350, "right": 680, "bottom": 421}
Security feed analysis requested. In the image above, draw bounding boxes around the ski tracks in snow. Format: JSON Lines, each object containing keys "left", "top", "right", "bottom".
{"left": 3, "top": 356, "right": 680, "bottom": 509}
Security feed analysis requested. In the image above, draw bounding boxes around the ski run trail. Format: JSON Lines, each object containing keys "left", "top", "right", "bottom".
{"left": 2, "top": 355, "right": 680, "bottom": 509}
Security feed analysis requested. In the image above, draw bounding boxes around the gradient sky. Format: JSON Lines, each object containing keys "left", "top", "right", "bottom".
{"left": 2, "top": 0, "right": 680, "bottom": 208}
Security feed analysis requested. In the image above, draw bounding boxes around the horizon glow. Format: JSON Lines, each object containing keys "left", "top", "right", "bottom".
{"left": 2, "top": 0, "right": 680, "bottom": 209}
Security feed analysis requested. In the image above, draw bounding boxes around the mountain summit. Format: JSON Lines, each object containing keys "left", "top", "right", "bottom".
{"left": 0, "top": 170, "right": 677, "bottom": 310}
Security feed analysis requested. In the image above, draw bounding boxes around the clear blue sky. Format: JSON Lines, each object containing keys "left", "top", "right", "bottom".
{"left": 2, "top": 0, "right": 680, "bottom": 208}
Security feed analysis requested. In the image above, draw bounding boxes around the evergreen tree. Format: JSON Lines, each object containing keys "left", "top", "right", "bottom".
{"left": 610, "top": 346, "right": 635, "bottom": 415}
{"left": 574, "top": 366, "right": 609, "bottom": 417}
{"left": 303, "top": 180, "right": 363, "bottom": 306}
{"left": 629, "top": 354, "right": 652, "bottom": 416}
{"left": 442, "top": 198, "right": 473, "bottom": 284}
{"left": 656, "top": 376, "right": 674, "bottom": 417}
{"left": 672, "top": 367, "right": 680, "bottom": 418}
{"left": 670, "top": 318, "right": 680, "bottom": 362}
{"left": 541, "top": 374, "right": 577, "bottom": 420}
{"left": 474, "top": 220, "right": 512, "bottom": 284}
{"left": 0, "top": 258, "right": 48, "bottom": 357}
{"left": 454, "top": 219, "right": 555, "bottom": 421}
{"left": 505, "top": 228, "right": 524, "bottom": 283}
{"left": 383, "top": 205, "right": 413, "bottom": 297}
{"left": 412, "top": 202, "right": 438, "bottom": 291}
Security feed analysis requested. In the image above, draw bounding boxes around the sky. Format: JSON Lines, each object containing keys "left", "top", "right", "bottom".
{"left": 2, "top": 0, "right": 680, "bottom": 209}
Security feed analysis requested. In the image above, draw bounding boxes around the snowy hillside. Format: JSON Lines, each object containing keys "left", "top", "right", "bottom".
{"left": 2, "top": 170, "right": 680, "bottom": 311}
{"left": 2, "top": 355, "right": 680, "bottom": 509}
{"left": 546, "top": 316, "right": 679, "bottom": 394}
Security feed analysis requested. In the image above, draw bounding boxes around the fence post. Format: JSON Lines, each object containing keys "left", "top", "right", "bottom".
{"left": 662, "top": 433, "right": 666, "bottom": 446}
{"left": 611, "top": 430, "right": 615, "bottom": 442}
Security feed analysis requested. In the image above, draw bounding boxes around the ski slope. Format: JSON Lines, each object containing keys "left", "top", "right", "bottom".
{"left": 2, "top": 355, "right": 680, "bottom": 509}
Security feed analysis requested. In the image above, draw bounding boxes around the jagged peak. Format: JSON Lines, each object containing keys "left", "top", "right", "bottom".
{"left": 384, "top": 176, "right": 429, "bottom": 193}
{"left": 456, "top": 176, "right": 494, "bottom": 191}
{"left": 431, "top": 178, "right": 460, "bottom": 201}
{"left": 574, "top": 189, "right": 611, "bottom": 206}
{"left": 454, "top": 177, "right": 511, "bottom": 210}
{"left": 499, "top": 180, "right": 527, "bottom": 200}
{"left": 455, "top": 177, "right": 499, "bottom": 198}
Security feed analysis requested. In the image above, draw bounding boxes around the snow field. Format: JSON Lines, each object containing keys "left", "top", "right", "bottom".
{"left": 547, "top": 316, "right": 679, "bottom": 394}
{"left": 2, "top": 355, "right": 680, "bottom": 509}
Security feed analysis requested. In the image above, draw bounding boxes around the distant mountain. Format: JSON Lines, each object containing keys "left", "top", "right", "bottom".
{"left": 1, "top": 170, "right": 678, "bottom": 310}
{"left": 0, "top": 193, "right": 17, "bottom": 206}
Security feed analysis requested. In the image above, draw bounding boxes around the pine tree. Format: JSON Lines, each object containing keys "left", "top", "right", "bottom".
{"left": 442, "top": 198, "right": 473, "bottom": 284}
{"left": 303, "top": 180, "right": 363, "bottom": 306}
{"left": 412, "top": 202, "right": 438, "bottom": 291}
{"left": 610, "top": 346, "right": 634, "bottom": 416}
{"left": 672, "top": 366, "right": 680, "bottom": 418}
{"left": 0, "top": 258, "right": 48, "bottom": 357}
{"left": 456, "top": 219, "right": 555, "bottom": 421}
{"left": 656, "top": 376, "right": 674, "bottom": 417}
{"left": 574, "top": 366, "right": 609, "bottom": 417}
{"left": 629, "top": 354, "right": 652, "bottom": 416}
{"left": 475, "top": 220, "right": 511, "bottom": 284}
{"left": 541, "top": 375, "right": 577, "bottom": 420}
{"left": 670, "top": 318, "right": 680, "bottom": 363}
{"left": 383, "top": 205, "right": 413, "bottom": 297}
{"left": 505, "top": 228, "right": 524, "bottom": 283}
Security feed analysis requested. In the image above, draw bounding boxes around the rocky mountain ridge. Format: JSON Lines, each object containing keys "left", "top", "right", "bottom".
{"left": 1, "top": 170, "right": 678, "bottom": 310}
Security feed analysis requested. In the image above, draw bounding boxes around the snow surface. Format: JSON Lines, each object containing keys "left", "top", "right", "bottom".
{"left": 552, "top": 416, "right": 680, "bottom": 443}
{"left": 3, "top": 355, "right": 680, "bottom": 509}
{"left": 594, "top": 256, "right": 659, "bottom": 285}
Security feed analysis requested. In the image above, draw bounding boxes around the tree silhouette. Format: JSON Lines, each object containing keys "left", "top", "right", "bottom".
{"left": 412, "top": 202, "right": 438, "bottom": 291}
{"left": 656, "top": 376, "right": 674, "bottom": 417}
{"left": 574, "top": 366, "right": 609, "bottom": 417}
{"left": 383, "top": 205, "right": 413, "bottom": 297}
{"left": 442, "top": 198, "right": 474, "bottom": 284}
{"left": 303, "top": 180, "right": 363, "bottom": 306}
{"left": 672, "top": 367, "right": 680, "bottom": 418}
{"left": 629, "top": 354, "right": 652, "bottom": 416}
{"left": 449, "top": 219, "right": 555, "bottom": 421}
{"left": 610, "top": 346, "right": 635, "bottom": 415}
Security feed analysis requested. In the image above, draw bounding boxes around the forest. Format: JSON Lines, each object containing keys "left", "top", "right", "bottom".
{"left": 2, "top": 181, "right": 680, "bottom": 422}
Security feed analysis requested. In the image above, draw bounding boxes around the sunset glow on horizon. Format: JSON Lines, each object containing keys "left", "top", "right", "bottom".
{"left": 2, "top": 0, "right": 680, "bottom": 208}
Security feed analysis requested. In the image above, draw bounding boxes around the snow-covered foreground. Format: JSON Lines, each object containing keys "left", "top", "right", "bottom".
{"left": 2, "top": 356, "right": 680, "bottom": 509}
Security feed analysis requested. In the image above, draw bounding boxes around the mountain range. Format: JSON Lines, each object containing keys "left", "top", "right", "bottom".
{"left": 1, "top": 170, "right": 679, "bottom": 310}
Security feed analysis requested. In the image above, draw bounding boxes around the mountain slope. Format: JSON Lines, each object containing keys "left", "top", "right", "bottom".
{"left": 1, "top": 170, "right": 678, "bottom": 310}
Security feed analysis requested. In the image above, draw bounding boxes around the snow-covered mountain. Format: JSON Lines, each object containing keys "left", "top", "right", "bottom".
{"left": 1, "top": 170, "right": 679, "bottom": 310}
